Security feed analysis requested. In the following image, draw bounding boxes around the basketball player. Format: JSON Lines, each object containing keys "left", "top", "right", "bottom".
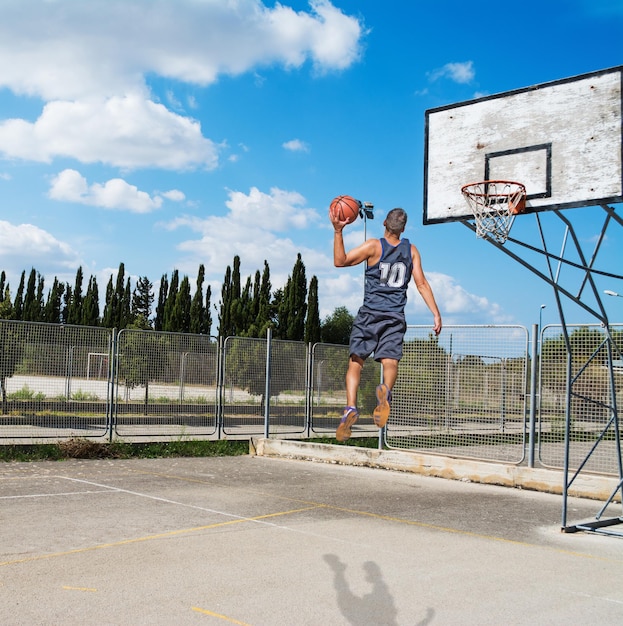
{"left": 330, "top": 207, "right": 442, "bottom": 442}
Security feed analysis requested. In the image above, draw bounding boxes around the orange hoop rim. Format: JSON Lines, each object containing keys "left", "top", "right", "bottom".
{"left": 461, "top": 180, "right": 527, "bottom": 215}
{"left": 461, "top": 180, "right": 526, "bottom": 197}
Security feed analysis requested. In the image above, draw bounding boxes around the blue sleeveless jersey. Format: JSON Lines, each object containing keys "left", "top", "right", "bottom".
{"left": 363, "top": 238, "right": 413, "bottom": 312}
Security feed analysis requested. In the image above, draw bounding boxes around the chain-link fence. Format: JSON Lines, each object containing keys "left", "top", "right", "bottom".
{"left": 386, "top": 326, "right": 529, "bottom": 463}
{"left": 538, "top": 323, "right": 623, "bottom": 474}
{"left": 113, "top": 329, "right": 218, "bottom": 438}
{"left": 309, "top": 342, "right": 381, "bottom": 436}
{"left": 0, "top": 320, "right": 112, "bottom": 439}
{"left": 0, "top": 319, "right": 620, "bottom": 478}
{"left": 221, "top": 336, "right": 309, "bottom": 436}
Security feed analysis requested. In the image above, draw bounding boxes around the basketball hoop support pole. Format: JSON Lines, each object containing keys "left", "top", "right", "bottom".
{"left": 460, "top": 203, "right": 623, "bottom": 536}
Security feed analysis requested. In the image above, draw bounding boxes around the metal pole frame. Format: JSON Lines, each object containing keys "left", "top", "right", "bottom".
{"left": 461, "top": 203, "right": 623, "bottom": 536}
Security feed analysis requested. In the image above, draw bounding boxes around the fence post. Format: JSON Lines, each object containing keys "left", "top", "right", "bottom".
{"left": 264, "top": 327, "right": 272, "bottom": 438}
{"left": 108, "top": 328, "right": 118, "bottom": 442}
{"left": 528, "top": 323, "right": 538, "bottom": 467}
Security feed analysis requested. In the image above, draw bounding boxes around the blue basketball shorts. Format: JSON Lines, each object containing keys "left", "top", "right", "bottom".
{"left": 349, "top": 307, "right": 407, "bottom": 362}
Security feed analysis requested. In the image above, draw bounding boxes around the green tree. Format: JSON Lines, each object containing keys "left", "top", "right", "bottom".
{"left": 13, "top": 271, "right": 25, "bottom": 321}
{"left": 0, "top": 286, "right": 13, "bottom": 320}
{"left": 205, "top": 284, "right": 212, "bottom": 337}
{"left": 163, "top": 269, "right": 179, "bottom": 331}
{"left": 321, "top": 306, "right": 354, "bottom": 345}
{"left": 23, "top": 268, "right": 44, "bottom": 322}
{"left": 218, "top": 257, "right": 243, "bottom": 337}
{"left": 67, "top": 267, "right": 84, "bottom": 325}
{"left": 170, "top": 275, "right": 191, "bottom": 332}
{"left": 190, "top": 265, "right": 208, "bottom": 335}
{"left": 276, "top": 254, "right": 307, "bottom": 341}
{"left": 102, "top": 263, "right": 128, "bottom": 329}
{"left": 82, "top": 276, "right": 100, "bottom": 326}
{"left": 132, "top": 276, "right": 153, "bottom": 328}
{"left": 118, "top": 327, "right": 168, "bottom": 414}
{"left": 154, "top": 274, "right": 168, "bottom": 331}
{"left": 44, "top": 278, "right": 64, "bottom": 323}
{"left": 305, "top": 275, "right": 321, "bottom": 344}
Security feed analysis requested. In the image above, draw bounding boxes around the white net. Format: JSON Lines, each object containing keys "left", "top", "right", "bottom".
{"left": 461, "top": 180, "right": 526, "bottom": 243}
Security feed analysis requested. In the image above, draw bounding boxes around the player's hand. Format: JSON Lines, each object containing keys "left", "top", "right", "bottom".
{"left": 432, "top": 315, "right": 442, "bottom": 336}
{"left": 329, "top": 207, "right": 349, "bottom": 232}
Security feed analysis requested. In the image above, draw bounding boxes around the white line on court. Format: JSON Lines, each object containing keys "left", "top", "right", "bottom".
{"left": 55, "top": 475, "right": 321, "bottom": 528}
{"left": 0, "top": 490, "right": 117, "bottom": 500}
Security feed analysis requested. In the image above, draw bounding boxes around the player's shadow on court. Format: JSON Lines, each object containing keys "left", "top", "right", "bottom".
{"left": 323, "top": 554, "right": 434, "bottom": 626}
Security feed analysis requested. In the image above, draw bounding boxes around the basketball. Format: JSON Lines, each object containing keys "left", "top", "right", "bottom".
{"left": 330, "top": 195, "right": 360, "bottom": 224}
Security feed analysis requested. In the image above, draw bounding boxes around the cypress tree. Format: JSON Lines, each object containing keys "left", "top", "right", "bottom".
{"left": 13, "top": 271, "right": 25, "bottom": 321}
{"left": 154, "top": 274, "right": 168, "bottom": 331}
{"left": 67, "top": 267, "right": 84, "bottom": 325}
{"left": 190, "top": 265, "right": 206, "bottom": 335}
{"left": 132, "top": 276, "right": 154, "bottom": 328}
{"left": 82, "top": 276, "right": 100, "bottom": 326}
{"left": 279, "top": 254, "right": 307, "bottom": 341}
{"left": 102, "top": 263, "right": 126, "bottom": 328}
{"left": 305, "top": 275, "right": 321, "bottom": 344}
{"left": 120, "top": 277, "right": 132, "bottom": 329}
{"left": 102, "top": 275, "right": 115, "bottom": 328}
{"left": 167, "top": 275, "right": 191, "bottom": 332}
{"left": 0, "top": 286, "right": 13, "bottom": 319}
{"left": 163, "top": 269, "right": 179, "bottom": 331}
{"left": 205, "top": 284, "right": 212, "bottom": 337}
{"left": 44, "top": 278, "right": 64, "bottom": 323}
{"left": 218, "top": 264, "right": 233, "bottom": 337}
{"left": 23, "top": 268, "right": 42, "bottom": 322}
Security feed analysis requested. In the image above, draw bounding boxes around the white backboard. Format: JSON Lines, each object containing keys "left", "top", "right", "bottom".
{"left": 423, "top": 66, "right": 623, "bottom": 224}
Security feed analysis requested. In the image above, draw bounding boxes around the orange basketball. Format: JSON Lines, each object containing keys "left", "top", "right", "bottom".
{"left": 330, "top": 195, "right": 360, "bottom": 224}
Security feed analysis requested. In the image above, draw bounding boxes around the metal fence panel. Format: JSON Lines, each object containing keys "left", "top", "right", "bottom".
{"left": 0, "top": 320, "right": 112, "bottom": 439}
{"left": 538, "top": 323, "right": 623, "bottom": 475}
{"left": 221, "top": 336, "right": 309, "bottom": 435}
{"left": 114, "top": 329, "right": 218, "bottom": 438}
{"left": 310, "top": 343, "right": 380, "bottom": 436}
{"left": 386, "top": 326, "right": 529, "bottom": 464}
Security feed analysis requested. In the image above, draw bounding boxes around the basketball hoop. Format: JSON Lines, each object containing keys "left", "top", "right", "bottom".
{"left": 461, "top": 180, "right": 526, "bottom": 243}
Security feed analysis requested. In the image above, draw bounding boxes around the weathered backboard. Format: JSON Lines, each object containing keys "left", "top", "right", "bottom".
{"left": 423, "top": 66, "right": 623, "bottom": 224}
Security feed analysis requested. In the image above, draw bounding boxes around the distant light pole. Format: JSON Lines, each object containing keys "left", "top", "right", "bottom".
{"left": 539, "top": 304, "right": 546, "bottom": 332}
{"left": 604, "top": 289, "right": 622, "bottom": 298}
{"left": 360, "top": 201, "right": 374, "bottom": 242}
{"left": 360, "top": 202, "right": 374, "bottom": 279}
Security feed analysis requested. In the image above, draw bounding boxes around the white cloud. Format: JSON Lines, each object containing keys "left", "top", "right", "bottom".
{"left": 283, "top": 139, "right": 310, "bottom": 153}
{"left": 161, "top": 190, "right": 186, "bottom": 203}
{"left": 0, "top": 1, "right": 363, "bottom": 171}
{"left": 48, "top": 169, "right": 181, "bottom": 213}
{"left": 0, "top": 95, "right": 218, "bottom": 170}
{"left": 0, "top": 1, "right": 364, "bottom": 100}
{"left": 162, "top": 186, "right": 328, "bottom": 290}
{"left": 0, "top": 220, "right": 80, "bottom": 281}
{"left": 428, "top": 61, "right": 475, "bottom": 84}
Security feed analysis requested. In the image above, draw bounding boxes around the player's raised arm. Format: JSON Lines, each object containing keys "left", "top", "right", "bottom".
{"left": 411, "top": 244, "right": 442, "bottom": 335}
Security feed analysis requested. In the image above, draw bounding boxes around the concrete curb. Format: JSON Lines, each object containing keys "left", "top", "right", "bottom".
{"left": 251, "top": 438, "right": 621, "bottom": 502}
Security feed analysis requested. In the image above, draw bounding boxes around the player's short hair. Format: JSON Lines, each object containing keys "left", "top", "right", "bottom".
{"left": 385, "top": 208, "right": 407, "bottom": 235}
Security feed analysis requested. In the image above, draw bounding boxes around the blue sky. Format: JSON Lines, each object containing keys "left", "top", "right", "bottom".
{"left": 0, "top": 0, "right": 621, "bottom": 334}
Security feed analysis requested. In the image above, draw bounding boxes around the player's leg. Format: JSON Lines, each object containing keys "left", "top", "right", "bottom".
{"left": 373, "top": 357, "right": 397, "bottom": 428}
{"left": 336, "top": 355, "right": 364, "bottom": 442}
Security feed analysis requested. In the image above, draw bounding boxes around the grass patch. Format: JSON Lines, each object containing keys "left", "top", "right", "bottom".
{"left": 0, "top": 438, "right": 249, "bottom": 462}
{"left": 309, "top": 436, "right": 381, "bottom": 449}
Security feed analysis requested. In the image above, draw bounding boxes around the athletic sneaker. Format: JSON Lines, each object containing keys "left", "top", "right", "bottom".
{"left": 373, "top": 384, "right": 391, "bottom": 428}
{"left": 336, "top": 406, "right": 359, "bottom": 442}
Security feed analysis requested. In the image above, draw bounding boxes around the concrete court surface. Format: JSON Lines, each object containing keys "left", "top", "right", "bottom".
{"left": 0, "top": 453, "right": 622, "bottom": 625}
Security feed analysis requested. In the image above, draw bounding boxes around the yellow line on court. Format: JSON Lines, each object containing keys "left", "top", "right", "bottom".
{"left": 0, "top": 506, "right": 319, "bottom": 568}
{"left": 130, "top": 468, "right": 620, "bottom": 563}
{"left": 191, "top": 606, "right": 251, "bottom": 625}
{"left": 63, "top": 586, "right": 98, "bottom": 592}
